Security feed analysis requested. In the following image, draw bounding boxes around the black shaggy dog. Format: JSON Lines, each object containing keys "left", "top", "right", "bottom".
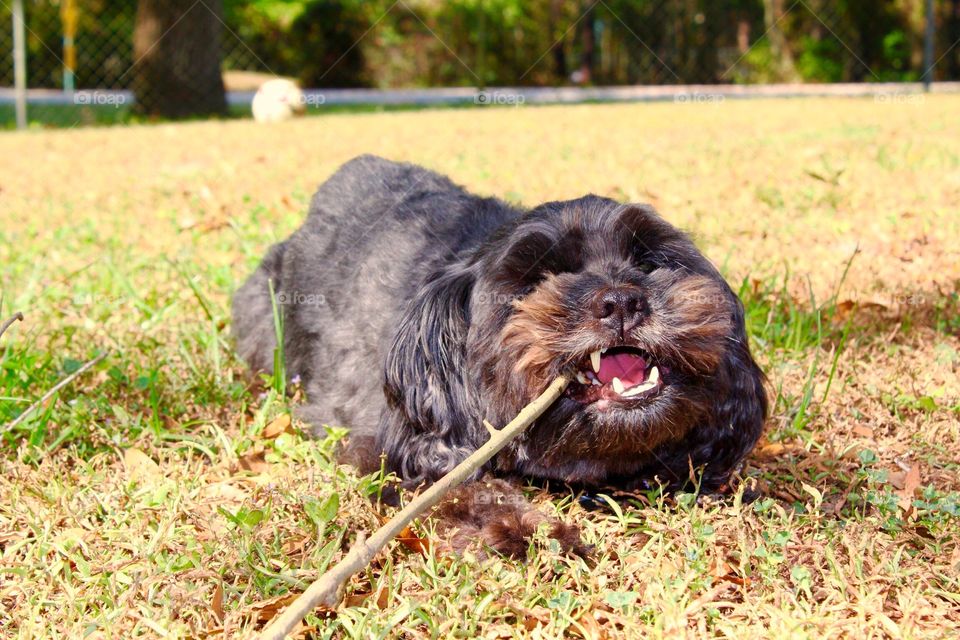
{"left": 233, "top": 155, "right": 766, "bottom": 556}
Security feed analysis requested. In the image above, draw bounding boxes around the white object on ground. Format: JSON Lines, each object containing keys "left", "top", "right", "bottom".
{"left": 251, "top": 78, "right": 306, "bottom": 123}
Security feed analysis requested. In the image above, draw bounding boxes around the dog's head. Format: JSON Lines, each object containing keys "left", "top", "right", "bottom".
{"left": 383, "top": 196, "right": 766, "bottom": 488}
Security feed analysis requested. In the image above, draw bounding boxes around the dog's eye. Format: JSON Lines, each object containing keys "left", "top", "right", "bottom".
{"left": 637, "top": 261, "right": 657, "bottom": 274}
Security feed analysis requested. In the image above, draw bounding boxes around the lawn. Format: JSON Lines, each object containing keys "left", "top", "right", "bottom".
{"left": 1, "top": 96, "right": 959, "bottom": 639}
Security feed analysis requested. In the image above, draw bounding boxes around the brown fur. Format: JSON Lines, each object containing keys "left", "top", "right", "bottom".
{"left": 500, "top": 275, "right": 573, "bottom": 398}
{"left": 649, "top": 274, "right": 733, "bottom": 374}
{"left": 431, "top": 479, "right": 592, "bottom": 559}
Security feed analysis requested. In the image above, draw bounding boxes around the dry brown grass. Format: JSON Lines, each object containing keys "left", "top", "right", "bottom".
{"left": 0, "top": 96, "right": 958, "bottom": 638}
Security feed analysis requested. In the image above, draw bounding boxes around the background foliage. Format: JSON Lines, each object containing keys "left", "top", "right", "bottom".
{"left": 2, "top": 0, "right": 959, "bottom": 91}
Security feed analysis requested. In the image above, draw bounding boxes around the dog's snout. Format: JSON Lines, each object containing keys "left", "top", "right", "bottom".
{"left": 593, "top": 288, "right": 647, "bottom": 335}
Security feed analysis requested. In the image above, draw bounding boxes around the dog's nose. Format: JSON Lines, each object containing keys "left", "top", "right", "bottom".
{"left": 594, "top": 288, "right": 647, "bottom": 335}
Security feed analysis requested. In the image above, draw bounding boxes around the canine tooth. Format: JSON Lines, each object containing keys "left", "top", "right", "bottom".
{"left": 612, "top": 377, "right": 625, "bottom": 394}
{"left": 648, "top": 366, "right": 660, "bottom": 384}
{"left": 590, "top": 350, "right": 601, "bottom": 373}
{"left": 576, "top": 372, "right": 590, "bottom": 385}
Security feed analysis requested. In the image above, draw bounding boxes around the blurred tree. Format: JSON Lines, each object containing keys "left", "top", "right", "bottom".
{"left": 762, "top": 0, "right": 799, "bottom": 80}
{"left": 945, "top": 0, "right": 960, "bottom": 78}
{"left": 290, "top": 0, "right": 371, "bottom": 87}
{"left": 6, "top": 0, "right": 944, "bottom": 93}
{"left": 132, "top": 0, "right": 227, "bottom": 117}
{"left": 576, "top": 1, "right": 596, "bottom": 84}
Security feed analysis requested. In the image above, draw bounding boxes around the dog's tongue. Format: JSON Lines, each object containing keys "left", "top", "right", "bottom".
{"left": 597, "top": 352, "right": 648, "bottom": 387}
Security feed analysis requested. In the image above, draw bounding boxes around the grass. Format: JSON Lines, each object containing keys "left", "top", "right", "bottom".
{"left": 1, "top": 96, "right": 959, "bottom": 638}
{"left": 0, "top": 102, "right": 473, "bottom": 131}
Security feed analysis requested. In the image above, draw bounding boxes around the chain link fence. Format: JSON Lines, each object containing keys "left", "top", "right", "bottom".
{"left": 0, "top": 0, "right": 271, "bottom": 126}
{"left": 1, "top": 0, "right": 958, "bottom": 128}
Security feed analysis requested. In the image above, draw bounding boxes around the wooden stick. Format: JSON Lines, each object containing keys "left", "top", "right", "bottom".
{"left": 0, "top": 312, "right": 23, "bottom": 341}
{"left": 2, "top": 352, "right": 108, "bottom": 434}
{"left": 258, "top": 374, "right": 571, "bottom": 640}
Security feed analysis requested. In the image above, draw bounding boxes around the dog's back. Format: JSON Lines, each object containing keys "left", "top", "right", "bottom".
{"left": 231, "top": 155, "right": 518, "bottom": 441}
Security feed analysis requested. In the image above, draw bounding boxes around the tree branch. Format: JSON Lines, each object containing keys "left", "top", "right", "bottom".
{"left": 0, "top": 312, "right": 24, "bottom": 341}
{"left": 258, "top": 374, "right": 571, "bottom": 640}
{"left": 2, "top": 352, "right": 108, "bottom": 434}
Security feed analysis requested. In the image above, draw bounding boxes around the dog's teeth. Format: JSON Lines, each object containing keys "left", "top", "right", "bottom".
{"left": 586, "top": 371, "right": 602, "bottom": 386}
{"left": 648, "top": 366, "right": 659, "bottom": 384}
{"left": 575, "top": 372, "right": 590, "bottom": 385}
{"left": 600, "top": 347, "right": 608, "bottom": 354}
{"left": 590, "top": 350, "right": 601, "bottom": 372}
{"left": 612, "top": 377, "right": 625, "bottom": 394}
{"left": 621, "top": 381, "right": 657, "bottom": 397}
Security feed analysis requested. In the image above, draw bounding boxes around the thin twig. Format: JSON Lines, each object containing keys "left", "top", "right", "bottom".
{"left": 2, "top": 352, "right": 108, "bottom": 434}
{"left": 0, "top": 312, "right": 24, "bottom": 341}
{"left": 258, "top": 374, "right": 571, "bottom": 640}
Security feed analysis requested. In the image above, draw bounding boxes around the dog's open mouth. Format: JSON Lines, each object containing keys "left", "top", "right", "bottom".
{"left": 567, "top": 346, "right": 665, "bottom": 405}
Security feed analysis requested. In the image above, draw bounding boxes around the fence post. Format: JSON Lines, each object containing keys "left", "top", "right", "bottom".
{"left": 62, "top": 0, "right": 79, "bottom": 93}
{"left": 923, "top": 0, "right": 935, "bottom": 90}
{"left": 12, "top": 0, "right": 27, "bottom": 129}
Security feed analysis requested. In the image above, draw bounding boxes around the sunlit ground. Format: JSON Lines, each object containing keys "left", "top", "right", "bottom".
{"left": 1, "top": 96, "right": 958, "bottom": 638}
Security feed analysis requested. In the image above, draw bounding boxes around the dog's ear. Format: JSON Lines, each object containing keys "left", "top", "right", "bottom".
{"left": 686, "top": 304, "right": 767, "bottom": 490}
{"left": 496, "top": 223, "right": 583, "bottom": 290}
{"left": 379, "top": 263, "right": 483, "bottom": 483}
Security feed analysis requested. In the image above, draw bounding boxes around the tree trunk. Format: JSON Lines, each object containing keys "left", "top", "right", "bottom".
{"left": 549, "top": 0, "right": 567, "bottom": 82}
{"left": 737, "top": 18, "right": 751, "bottom": 54}
{"left": 132, "top": 0, "right": 227, "bottom": 118}
{"left": 576, "top": 3, "right": 595, "bottom": 84}
{"left": 762, "top": 0, "right": 799, "bottom": 81}
{"left": 948, "top": 0, "right": 960, "bottom": 79}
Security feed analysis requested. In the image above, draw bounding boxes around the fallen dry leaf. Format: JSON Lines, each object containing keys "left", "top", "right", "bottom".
{"left": 243, "top": 592, "right": 335, "bottom": 632}
{"left": 244, "top": 593, "right": 298, "bottom": 623}
{"left": 123, "top": 448, "right": 161, "bottom": 483}
{"left": 589, "top": 606, "right": 631, "bottom": 629}
{"left": 949, "top": 544, "right": 960, "bottom": 570}
{"left": 571, "top": 609, "right": 608, "bottom": 640}
{"left": 711, "top": 555, "right": 753, "bottom": 586}
{"left": 281, "top": 534, "right": 311, "bottom": 558}
{"left": 512, "top": 604, "right": 551, "bottom": 631}
{"left": 262, "top": 414, "right": 294, "bottom": 439}
{"left": 888, "top": 471, "right": 906, "bottom": 489}
{"left": 852, "top": 425, "right": 875, "bottom": 438}
{"left": 202, "top": 480, "right": 251, "bottom": 503}
{"left": 397, "top": 525, "right": 430, "bottom": 555}
{"left": 243, "top": 593, "right": 337, "bottom": 624}
{"left": 234, "top": 447, "right": 270, "bottom": 474}
{"left": 895, "top": 464, "right": 922, "bottom": 511}
{"left": 756, "top": 443, "right": 785, "bottom": 457}
{"left": 343, "top": 586, "right": 389, "bottom": 609}
{"left": 211, "top": 582, "right": 225, "bottom": 623}
{"left": 834, "top": 299, "right": 889, "bottom": 323}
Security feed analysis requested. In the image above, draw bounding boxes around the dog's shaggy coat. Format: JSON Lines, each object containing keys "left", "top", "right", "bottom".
{"left": 233, "top": 155, "right": 766, "bottom": 555}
